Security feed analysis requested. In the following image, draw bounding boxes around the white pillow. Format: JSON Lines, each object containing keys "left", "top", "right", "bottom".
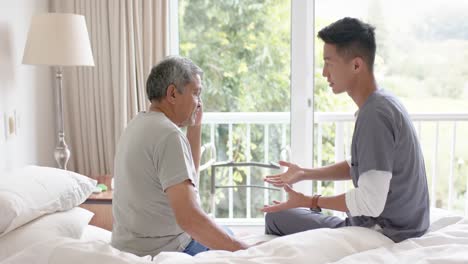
{"left": 2, "top": 237, "right": 153, "bottom": 264}
{"left": 0, "top": 165, "right": 97, "bottom": 236}
{"left": 0, "top": 207, "right": 94, "bottom": 261}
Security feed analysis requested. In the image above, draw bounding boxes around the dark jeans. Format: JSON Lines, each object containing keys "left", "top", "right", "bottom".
{"left": 182, "top": 226, "right": 234, "bottom": 256}
{"left": 182, "top": 239, "right": 210, "bottom": 256}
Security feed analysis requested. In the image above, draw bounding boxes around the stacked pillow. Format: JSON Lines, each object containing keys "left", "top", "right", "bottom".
{"left": 0, "top": 207, "right": 94, "bottom": 260}
{"left": 0, "top": 165, "right": 97, "bottom": 235}
{"left": 0, "top": 166, "right": 98, "bottom": 260}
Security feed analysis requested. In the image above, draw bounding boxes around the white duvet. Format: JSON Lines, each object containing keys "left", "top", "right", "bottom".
{"left": 3, "top": 211, "right": 467, "bottom": 264}
{"left": 331, "top": 218, "right": 468, "bottom": 264}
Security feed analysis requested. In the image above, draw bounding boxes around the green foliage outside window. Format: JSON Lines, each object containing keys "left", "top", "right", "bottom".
{"left": 179, "top": 0, "right": 291, "bottom": 112}
{"left": 180, "top": 0, "right": 292, "bottom": 217}
{"left": 180, "top": 0, "right": 468, "bottom": 217}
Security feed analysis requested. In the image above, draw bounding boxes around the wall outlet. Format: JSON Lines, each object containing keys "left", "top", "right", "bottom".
{"left": 6, "top": 110, "right": 16, "bottom": 139}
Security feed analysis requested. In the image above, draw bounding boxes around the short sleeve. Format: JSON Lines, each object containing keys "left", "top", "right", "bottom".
{"left": 156, "top": 131, "right": 197, "bottom": 191}
{"left": 354, "top": 109, "right": 396, "bottom": 175}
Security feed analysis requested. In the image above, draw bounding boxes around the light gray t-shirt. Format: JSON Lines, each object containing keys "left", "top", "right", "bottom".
{"left": 348, "top": 89, "right": 430, "bottom": 242}
{"left": 111, "top": 111, "right": 199, "bottom": 256}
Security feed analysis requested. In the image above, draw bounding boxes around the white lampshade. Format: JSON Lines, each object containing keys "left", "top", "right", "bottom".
{"left": 22, "top": 13, "right": 94, "bottom": 66}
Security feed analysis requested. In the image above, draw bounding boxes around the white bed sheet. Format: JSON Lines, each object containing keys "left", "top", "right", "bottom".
{"left": 331, "top": 218, "right": 468, "bottom": 263}
{"left": 155, "top": 226, "right": 392, "bottom": 264}
{"left": 80, "top": 225, "right": 111, "bottom": 243}
{"left": 3, "top": 209, "right": 467, "bottom": 264}
{"left": 0, "top": 225, "right": 393, "bottom": 264}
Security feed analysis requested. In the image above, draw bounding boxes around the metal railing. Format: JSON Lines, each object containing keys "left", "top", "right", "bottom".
{"left": 201, "top": 112, "right": 468, "bottom": 219}
{"left": 202, "top": 112, "right": 290, "bottom": 219}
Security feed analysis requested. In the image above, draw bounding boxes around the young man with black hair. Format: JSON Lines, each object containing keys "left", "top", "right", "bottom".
{"left": 263, "top": 17, "right": 430, "bottom": 243}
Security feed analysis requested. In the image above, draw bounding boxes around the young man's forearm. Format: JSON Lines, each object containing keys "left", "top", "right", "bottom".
{"left": 295, "top": 191, "right": 348, "bottom": 212}
{"left": 316, "top": 193, "right": 349, "bottom": 212}
{"left": 302, "top": 161, "right": 351, "bottom": 181}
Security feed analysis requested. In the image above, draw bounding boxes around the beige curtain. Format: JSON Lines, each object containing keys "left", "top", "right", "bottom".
{"left": 51, "top": 0, "right": 169, "bottom": 176}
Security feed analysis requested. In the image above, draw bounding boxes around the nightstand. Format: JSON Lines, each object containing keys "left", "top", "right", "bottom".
{"left": 80, "top": 175, "right": 113, "bottom": 231}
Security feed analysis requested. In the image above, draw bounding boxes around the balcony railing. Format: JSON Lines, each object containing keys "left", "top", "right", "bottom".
{"left": 201, "top": 112, "right": 468, "bottom": 220}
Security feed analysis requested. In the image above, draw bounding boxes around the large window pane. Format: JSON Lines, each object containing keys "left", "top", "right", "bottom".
{"left": 179, "top": 0, "right": 291, "bottom": 218}
{"left": 314, "top": 0, "right": 468, "bottom": 214}
{"left": 179, "top": 0, "right": 291, "bottom": 112}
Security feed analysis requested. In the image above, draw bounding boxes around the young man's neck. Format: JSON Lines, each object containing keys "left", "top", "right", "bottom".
{"left": 348, "top": 73, "right": 378, "bottom": 109}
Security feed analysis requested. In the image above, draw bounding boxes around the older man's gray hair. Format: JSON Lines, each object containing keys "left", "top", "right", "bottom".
{"left": 146, "top": 56, "right": 203, "bottom": 102}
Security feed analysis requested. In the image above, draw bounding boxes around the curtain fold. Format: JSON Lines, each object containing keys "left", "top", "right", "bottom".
{"left": 51, "top": 0, "right": 168, "bottom": 176}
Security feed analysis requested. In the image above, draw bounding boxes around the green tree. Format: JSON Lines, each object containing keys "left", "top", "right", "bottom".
{"left": 179, "top": 0, "right": 291, "bottom": 112}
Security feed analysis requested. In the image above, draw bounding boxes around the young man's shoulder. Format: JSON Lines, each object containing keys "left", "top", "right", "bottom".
{"left": 357, "top": 91, "right": 411, "bottom": 132}
{"left": 364, "top": 90, "right": 406, "bottom": 116}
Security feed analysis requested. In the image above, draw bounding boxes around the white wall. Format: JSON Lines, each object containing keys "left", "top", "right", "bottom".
{"left": 0, "top": 0, "right": 55, "bottom": 171}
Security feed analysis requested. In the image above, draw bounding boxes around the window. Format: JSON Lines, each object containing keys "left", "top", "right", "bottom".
{"left": 314, "top": 0, "right": 468, "bottom": 214}
{"left": 175, "top": 0, "right": 468, "bottom": 219}
{"left": 176, "top": 0, "right": 314, "bottom": 219}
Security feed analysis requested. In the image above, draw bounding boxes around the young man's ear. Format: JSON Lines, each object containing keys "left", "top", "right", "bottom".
{"left": 352, "top": 57, "right": 365, "bottom": 72}
{"left": 166, "top": 84, "right": 177, "bottom": 104}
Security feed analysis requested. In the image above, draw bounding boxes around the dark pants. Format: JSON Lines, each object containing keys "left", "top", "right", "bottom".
{"left": 182, "top": 239, "right": 210, "bottom": 256}
{"left": 182, "top": 226, "right": 234, "bottom": 256}
{"left": 265, "top": 208, "right": 348, "bottom": 236}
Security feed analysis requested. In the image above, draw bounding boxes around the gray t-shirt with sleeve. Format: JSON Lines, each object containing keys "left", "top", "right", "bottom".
{"left": 111, "top": 111, "right": 199, "bottom": 256}
{"left": 348, "top": 89, "right": 430, "bottom": 242}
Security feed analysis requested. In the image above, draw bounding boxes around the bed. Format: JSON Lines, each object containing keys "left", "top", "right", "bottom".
{"left": 1, "top": 166, "right": 468, "bottom": 264}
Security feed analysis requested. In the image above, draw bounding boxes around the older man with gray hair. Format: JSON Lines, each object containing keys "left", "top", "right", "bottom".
{"left": 111, "top": 56, "right": 248, "bottom": 256}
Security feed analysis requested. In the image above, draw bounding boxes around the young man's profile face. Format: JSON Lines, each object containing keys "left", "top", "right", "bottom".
{"left": 322, "top": 43, "right": 355, "bottom": 95}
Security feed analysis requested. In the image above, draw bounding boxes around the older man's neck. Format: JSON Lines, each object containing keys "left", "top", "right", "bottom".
{"left": 149, "top": 101, "right": 180, "bottom": 126}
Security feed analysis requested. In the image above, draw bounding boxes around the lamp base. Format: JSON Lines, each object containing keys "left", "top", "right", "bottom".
{"left": 53, "top": 68, "right": 70, "bottom": 170}
{"left": 54, "top": 137, "right": 70, "bottom": 170}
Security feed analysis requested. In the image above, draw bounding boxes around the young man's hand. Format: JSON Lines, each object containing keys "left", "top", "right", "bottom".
{"left": 261, "top": 184, "right": 310, "bottom": 213}
{"left": 263, "top": 161, "right": 305, "bottom": 187}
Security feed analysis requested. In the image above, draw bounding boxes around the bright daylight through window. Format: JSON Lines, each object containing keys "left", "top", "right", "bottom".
{"left": 315, "top": 0, "right": 468, "bottom": 214}
{"left": 178, "top": 0, "right": 468, "bottom": 219}
{"left": 178, "top": 0, "right": 292, "bottom": 219}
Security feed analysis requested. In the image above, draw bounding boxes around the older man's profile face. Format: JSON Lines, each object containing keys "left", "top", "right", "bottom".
{"left": 177, "top": 74, "right": 202, "bottom": 127}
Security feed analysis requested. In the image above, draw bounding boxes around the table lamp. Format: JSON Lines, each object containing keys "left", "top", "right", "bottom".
{"left": 22, "top": 13, "right": 95, "bottom": 169}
